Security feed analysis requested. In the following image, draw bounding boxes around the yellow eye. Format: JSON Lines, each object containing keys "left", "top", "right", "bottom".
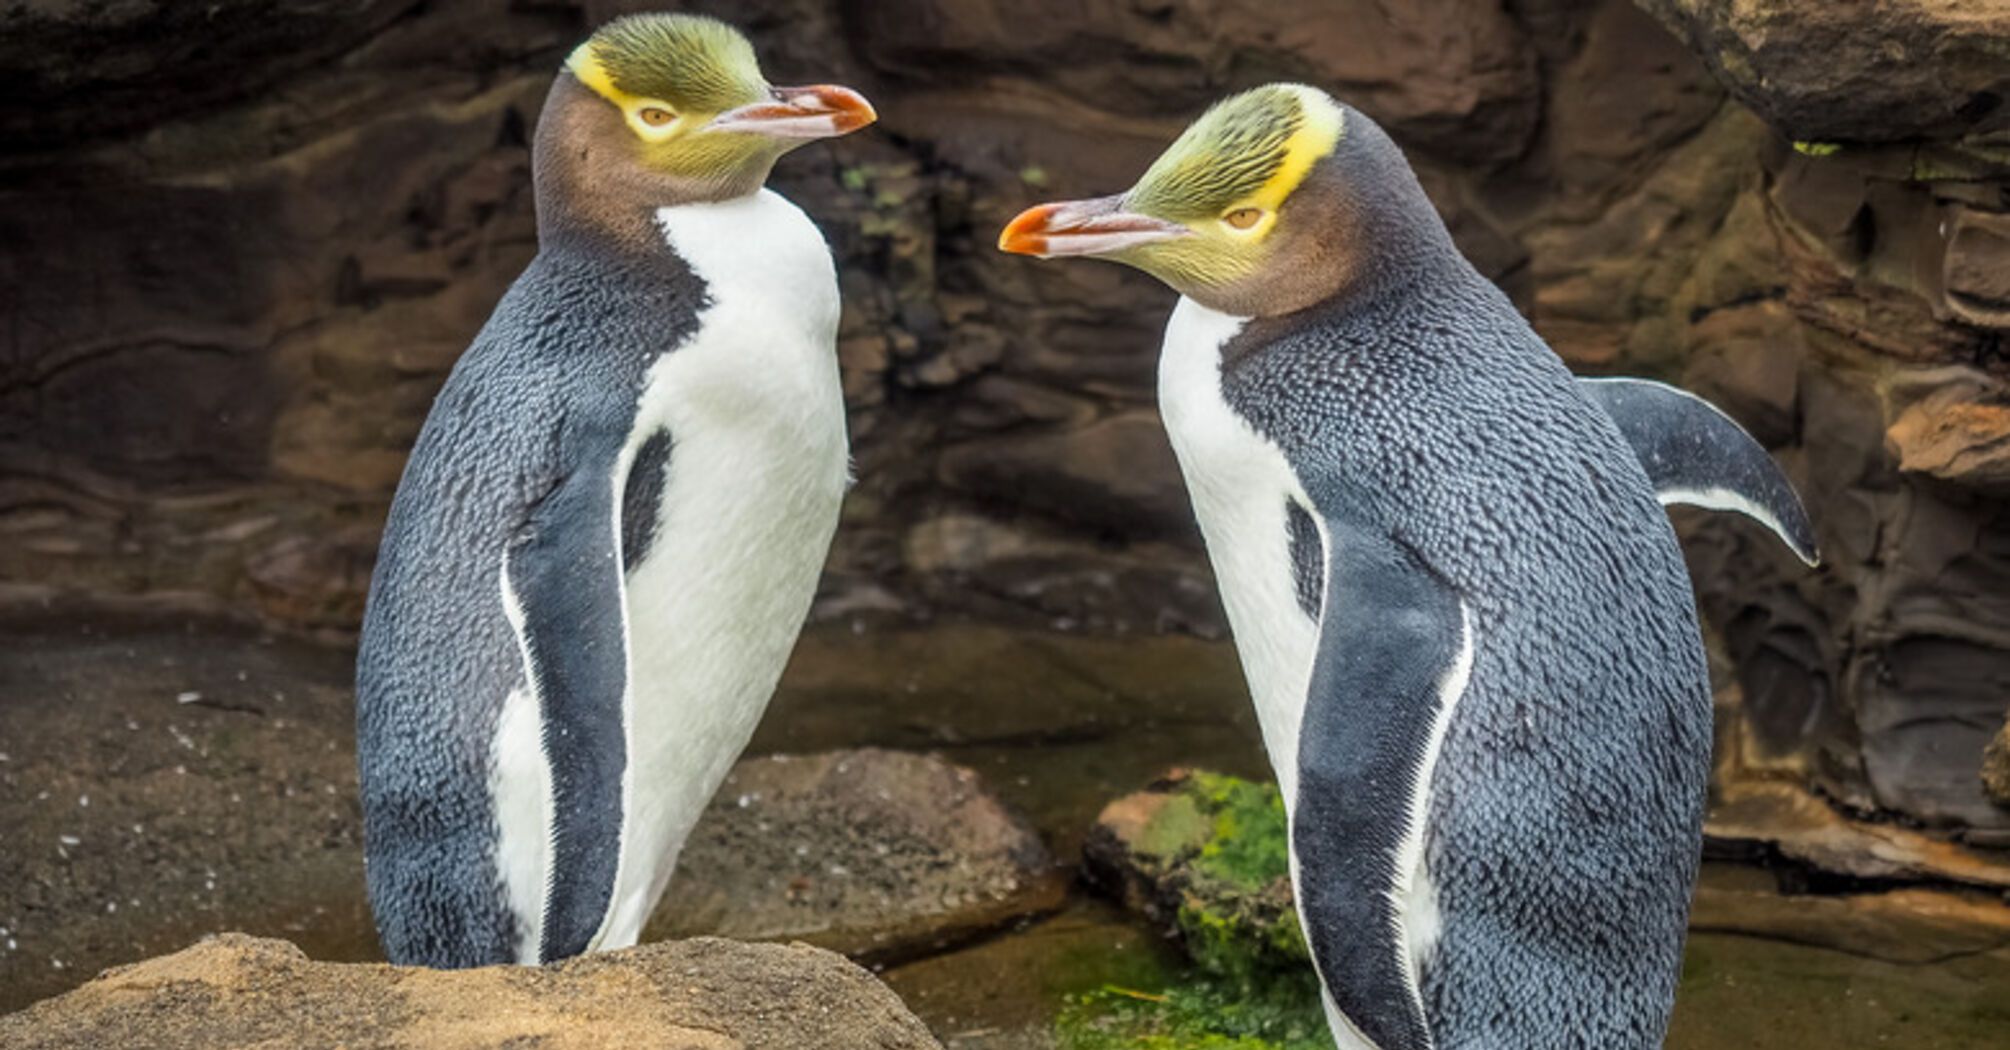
{"left": 1223, "top": 207, "right": 1265, "bottom": 230}
{"left": 637, "top": 106, "right": 675, "bottom": 127}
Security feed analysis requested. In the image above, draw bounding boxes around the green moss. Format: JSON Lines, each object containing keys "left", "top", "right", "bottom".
{"left": 1161, "top": 773, "right": 1307, "bottom": 979}
{"left": 1792, "top": 141, "right": 1842, "bottom": 157}
{"left": 1188, "top": 772, "right": 1291, "bottom": 892}
{"left": 1057, "top": 972, "right": 1332, "bottom": 1050}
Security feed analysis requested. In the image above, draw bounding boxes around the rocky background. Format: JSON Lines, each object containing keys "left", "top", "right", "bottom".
{"left": 3, "top": 0, "right": 2008, "bottom": 847}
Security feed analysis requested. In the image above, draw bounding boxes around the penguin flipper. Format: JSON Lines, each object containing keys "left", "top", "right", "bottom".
{"left": 505, "top": 463, "right": 629, "bottom": 962}
{"left": 1576, "top": 377, "right": 1819, "bottom": 566}
{"left": 1294, "top": 503, "right": 1472, "bottom": 1050}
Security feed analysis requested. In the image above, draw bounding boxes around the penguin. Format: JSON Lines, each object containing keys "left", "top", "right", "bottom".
{"left": 355, "top": 13, "right": 875, "bottom": 968}
{"left": 1000, "top": 85, "right": 1813, "bottom": 1049}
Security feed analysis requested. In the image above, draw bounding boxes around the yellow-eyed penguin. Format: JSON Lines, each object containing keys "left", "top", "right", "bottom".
{"left": 1001, "top": 85, "right": 1815, "bottom": 1048}
{"left": 356, "top": 13, "right": 875, "bottom": 967}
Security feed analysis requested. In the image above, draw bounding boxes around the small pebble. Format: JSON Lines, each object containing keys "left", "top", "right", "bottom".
{"left": 176, "top": 691, "right": 201, "bottom": 704}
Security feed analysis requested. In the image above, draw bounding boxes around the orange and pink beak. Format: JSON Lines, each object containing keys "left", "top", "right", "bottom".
{"left": 997, "top": 194, "right": 1189, "bottom": 258}
{"left": 711, "top": 84, "right": 877, "bottom": 140}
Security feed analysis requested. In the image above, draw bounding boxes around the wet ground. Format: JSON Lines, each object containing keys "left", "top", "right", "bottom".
{"left": 3, "top": 612, "right": 2007, "bottom": 1046}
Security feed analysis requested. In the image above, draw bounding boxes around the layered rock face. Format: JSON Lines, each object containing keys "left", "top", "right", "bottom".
{"left": 2, "top": 1, "right": 2006, "bottom": 836}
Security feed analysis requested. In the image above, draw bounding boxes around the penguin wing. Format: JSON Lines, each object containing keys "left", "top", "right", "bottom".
{"left": 1577, "top": 377, "right": 1819, "bottom": 565}
{"left": 1294, "top": 502, "right": 1473, "bottom": 1050}
{"left": 504, "top": 454, "right": 630, "bottom": 962}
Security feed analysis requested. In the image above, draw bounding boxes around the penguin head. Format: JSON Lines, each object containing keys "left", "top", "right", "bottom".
{"left": 549, "top": 14, "right": 875, "bottom": 206}
{"left": 1000, "top": 84, "right": 1446, "bottom": 317}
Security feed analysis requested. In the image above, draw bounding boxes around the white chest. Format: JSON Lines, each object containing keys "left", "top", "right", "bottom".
{"left": 1158, "top": 297, "right": 1321, "bottom": 806}
{"left": 602, "top": 189, "right": 850, "bottom": 942}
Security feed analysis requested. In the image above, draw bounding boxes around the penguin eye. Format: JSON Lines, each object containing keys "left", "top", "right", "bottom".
{"left": 637, "top": 106, "right": 676, "bottom": 127}
{"left": 1223, "top": 207, "right": 1265, "bottom": 231}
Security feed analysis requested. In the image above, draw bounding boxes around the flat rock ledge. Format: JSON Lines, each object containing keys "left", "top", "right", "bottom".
{"left": 0, "top": 933, "right": 943, "bottom": 1050}
{"left": 1705, "top": 779, "right": 2010, "bottom": 889}
{"left": 654, "top": 748, "right": 1068, "bottom": 961}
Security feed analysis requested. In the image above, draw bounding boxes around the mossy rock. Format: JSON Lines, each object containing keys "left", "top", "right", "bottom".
{"left": 1084, "top": 769, "right": 1307, "bottom": 980}
{"left": 1071, "top": 771, "right": 1331, "bottom": 1049}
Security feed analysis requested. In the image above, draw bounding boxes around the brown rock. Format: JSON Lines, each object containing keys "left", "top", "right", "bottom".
{"left": 0, "top": 2, "right": 418, "bottom": 149}
{"left": 1633, "top": 0, "right": 2010, "bottom": 144}
{"left": 849, "top": 0, "right": 1540, "bottom": 163}
{"left": 1885, "top": 379, "right": 2010, "bottom": 492}
{"left": 936, "top": 410, "right": 1191, "bottom": 537}
{"left": 0, "top": 933, "right": 942, "bottom": 1050}
{"left": 1985, "top": 719, "right": 2010, "bottom": 808}
{"left": 1705, "top": 779, "right": 2010, "bottom": 889}
{"left": 1687, "top": 366, "right": 2010, "bottom": 834}
{"left": 244, "top": 525, "right": 381, "bottom": 629}
{"left": 651, "top": 749, "right": 1067, "bottom": 962}
{"left": 1690, "top": 867, "right": 2010, "bottom": 964}
{"left": 1945, "top": 205, "right": 2010, "bottom": 328}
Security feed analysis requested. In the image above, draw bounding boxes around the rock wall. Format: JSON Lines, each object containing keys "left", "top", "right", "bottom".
{"left": 2, "top": 1, "right": 2006, "bottom": 833}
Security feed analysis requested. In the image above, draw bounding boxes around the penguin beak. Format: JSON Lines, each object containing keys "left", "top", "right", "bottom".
{"left": 709, "top": 84, "right": 877, "bottom": 140}
{"left": 998, "top": 195, "right": 1190, "bottom": 258}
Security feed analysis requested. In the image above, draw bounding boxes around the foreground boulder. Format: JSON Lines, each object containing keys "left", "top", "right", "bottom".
{"left": 654, "top": 748, "right": 1068, "bottom": 961}
{"left": 0, "top": 933, "right": 942, "bottom": 1050}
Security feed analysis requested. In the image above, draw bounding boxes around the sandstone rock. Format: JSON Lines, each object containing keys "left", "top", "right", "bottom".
{"left": 0, "top": 933, "right": 942, "bottom": 1050}
{"left": 1690, "top": 867, "right": 2010, "bottom": 965}
{"left": 1885, "top": 377, "right": 2010, "bottom": 493}
{"left": 653, "top": 749, "right": 1067, "bottom": 961}
{"left": 1985, "top": 719, "right": 2010, "bottom": 808}
{"left": 1705, "top": 779, "right": 2010, "bottom": 889}
{"left": 1944, "top": 205, "right": 2010, "bottom": 329}
{"left": 1632, "top": 0, "right": 2010, "bottom": 144}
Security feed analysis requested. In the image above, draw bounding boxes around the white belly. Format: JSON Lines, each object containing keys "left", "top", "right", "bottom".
{"left": 493, "top": 189, "right": 848, "bottom": 962}
{"left": 1158, "top": 296, "right": 1320, "bottom": 806}
{"left": 602, "top": 189, "right": 849, "bottom": 946}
